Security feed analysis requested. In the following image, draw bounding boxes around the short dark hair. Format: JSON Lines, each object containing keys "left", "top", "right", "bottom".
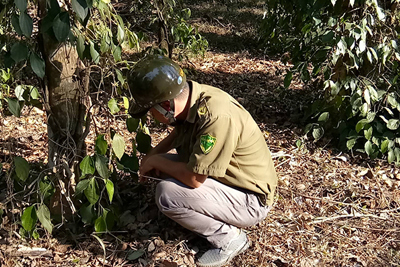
{"left": 174, "top": 82, "right": 189, "bottom": 101}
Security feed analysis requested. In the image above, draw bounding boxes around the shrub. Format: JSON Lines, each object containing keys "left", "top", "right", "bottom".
{"left": 261, "top": 0, "right": 400, "bottom": 164}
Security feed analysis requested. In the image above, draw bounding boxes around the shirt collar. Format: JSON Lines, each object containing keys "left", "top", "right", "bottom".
{"left": 186, "top": 80, "right": 202, "bottom": 123}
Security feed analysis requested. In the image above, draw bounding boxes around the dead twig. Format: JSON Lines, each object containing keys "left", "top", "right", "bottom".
{"left": 309, "top": 213, "right": 387, "bottom": 225}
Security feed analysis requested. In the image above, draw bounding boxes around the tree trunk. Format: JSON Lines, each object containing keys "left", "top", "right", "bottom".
{"left": 38, "top": 0, "right": 89, "bottom": 219}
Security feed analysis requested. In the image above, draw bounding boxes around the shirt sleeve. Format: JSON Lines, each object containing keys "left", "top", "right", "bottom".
{"left": 187, "top": 115, "right": 239, "bottom": 177}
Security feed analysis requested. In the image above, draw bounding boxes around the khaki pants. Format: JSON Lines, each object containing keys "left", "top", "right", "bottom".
{"left": 155, "top": 165, "right": 271, "bottom": 249}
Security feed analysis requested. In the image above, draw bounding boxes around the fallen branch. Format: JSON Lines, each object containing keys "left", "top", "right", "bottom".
{"left": 309, "top": 213, "right": 385, "bottom": 225}
{"left": 281, "top": 187, "right": 400, "bottom": 214}
{"left": 279, "top": 187, "right": 358, "bottom": 206}
{"left": 332, "top": 223, "right": 400, "bottom": 232}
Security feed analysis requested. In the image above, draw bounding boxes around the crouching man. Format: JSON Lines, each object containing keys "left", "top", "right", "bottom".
{"left": 127, "top": 55, "right": 277, "bottom": 267}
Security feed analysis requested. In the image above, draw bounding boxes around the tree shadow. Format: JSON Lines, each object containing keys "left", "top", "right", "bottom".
{"left": 186, "top": 0, "right": 266, "bottom": 53}
{"left": 183, "top": 59, "right": 311, "bottom": 130}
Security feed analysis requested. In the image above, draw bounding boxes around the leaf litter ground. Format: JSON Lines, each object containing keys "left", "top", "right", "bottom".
{"left": 1, "top": 0, "right": 400, "bottom": 266}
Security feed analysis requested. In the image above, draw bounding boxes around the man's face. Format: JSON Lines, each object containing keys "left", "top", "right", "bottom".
{"left": 150, "top": 100, "right": 174, "bottom": 125}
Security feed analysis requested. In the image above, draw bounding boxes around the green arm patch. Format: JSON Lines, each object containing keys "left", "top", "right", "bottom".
{"left": 200, "top": 134, "right": 216, "bottom": 154}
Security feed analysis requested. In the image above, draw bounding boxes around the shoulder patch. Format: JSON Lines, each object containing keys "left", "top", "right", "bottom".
{"left": 198, "top": 105, "right": 207, "bottom": 116}
{"left": 200, "top": 134, "right": 216, "bottom": 154}
{"left": 197, "top": 101, "right": 208, "bottom": 116}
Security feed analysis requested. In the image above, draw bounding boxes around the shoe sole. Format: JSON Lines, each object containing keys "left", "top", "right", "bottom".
{"left": 197, "top": 237, "right": 250, "bottom": 267}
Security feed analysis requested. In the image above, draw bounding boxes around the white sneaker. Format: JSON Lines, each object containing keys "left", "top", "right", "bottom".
{"left": 197, "top": 230, "right": 250, "bottom": 267}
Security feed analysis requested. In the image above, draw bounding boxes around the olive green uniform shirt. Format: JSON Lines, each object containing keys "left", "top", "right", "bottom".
{"left": 172, "top": 81, "right": 277, "bottom": 206}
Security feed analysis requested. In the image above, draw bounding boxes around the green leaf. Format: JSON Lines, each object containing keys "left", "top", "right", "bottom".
{"left": 90, "top": 41, "right": 100, "bottom": 64}
{"left": 375, "top": 5, "right": 385, "bottom": 21}
{"left": 381, "top": 139, "right": 389, "bottom": 153}
{"left": 347, "top": 138, "right": 357, "bottom": 150}
{"left": 11, "top": 43, "right": 28, "bottom": 63}
{"left": 112, "top": 133, "right": 125, "bottom": 160}
{"left": 39, "top": 177, "right": 55, "bottom": 199}
{"left": 77, "top": 35, "right": 85, "bottom": 59}
{"left": 365, "top": 140, "right": 376, "bottom": 157}
{"left": 356, "top": 119, "right": 368, "bottom": 133}
{"left": 14, "top": 156, "right": 30, "bottom": 181}
{"left": 364, "top": 88, "right": 370, "bottom": 105}
{"left": 300, "top": 66, "right": 310, "bottom": 82}
{"left": 100, "top": 33, "right": 110, "bottom": 53}
{"left": 80, "top": 202, "right": 96, "bottom": 224}
{"left": 295, "top": 139, "right": 302, "bottom": 148}
{"left": 95, "top": 155, "right": 110, "bottom": 179}
{"left": 360, "top": 103, "right": 368, "bottom": 117}
{"left": 112, "top": 44, "right": 122, "bottom": 62}
{"left": 387, "top": 119, "right": 400, "bottom": 130}
{"left": 284, "top": 71, "right": 292, "bottom": 88}
{"left": 318, "top": 112, "right": 329, "bottom": 123}
{"left": 126, "top": 117, "right": 139, "bottom": 133}
{"left": 75, "top": 178, "right": 90, "bottom": 196}
{"left": 19, "top": 12, "right": 33, "bottom": 37}
{"left": 36, "top": 204, "right": 53, "bottom": 233}
{"left": 32, "top": 228, "right": 40, "bottom": 238}
{"left": 369, "top": 48, "right": 378, "bottom": 61}
{"left": 53, "top": 12, "right": 71, "bottom": 42}
{"left": 321, "top": 31, "right": 334, "bottom": 43}
{"left": 72, "top": 0, "right": 88, "bottom": 21}
{"left": 105, "top": 179, "right": 114, "bottom": 203}
{"left": 388, "top": 149, "right": 395, "bottom": 163}
{"left": 84, "top": 178, "right": 100, "bottom": 205}
{"left": 116, "top": 69, "right": 125, "bottom": 85}
{"left": 94, "top": 215, "right": 107, "bottom": 232}
{"left": 387, "top": 94, "right": 398, "bottom": 109}
{"left": 312, "top": 126, "right": 324, "bottom": 141}
{"left": 32, "top": 229, "right": 39, "bottom": 239}
{"left": 127, "top": 249, "right": 145, "bottom": 260}
{"left": 12, "top": 15, "right": 23, "bottom": 36}
{"left": 367, "top": 50, "right": 373, "bottom": 63}
{"left": 364, "top": 127, "right": 373, "bottom": 140}
{"left": 95, "top": 135, "right": 107, "bottom": 155}
{"left": 104, "top": 209, "right": 115, "bottom": 230}
{"left": 21, "top": 205, "right": 37, "bottom": 232}
{"left": 371, "top": 136, "right": 379, "bottom": 146}
{"left": 108, "top": 98, "right": 120, "bottom": 114}
{"left": 395, "top": 148, "right": 400, "bottom": 163}
{"left": 15, "top": 85, "right": 25, "bottom": 100}
{"left": 117, "top": 25, "right": 125, "bottom": 43}
{"left": 6, "top": 98, "right": 23, "bottom": 117}
{"left": 123, "top": 97, "right": 129, "bottom": 111}
{"left": 304, "top": 123, "right": 315, "bottom": 134}
{"left": 330, "top": 81, "right": 339, "bottom": 96}
{"left": 30, "top": 53, "right": 45, "bottom": 78}
{"left": 136, "top": 131, "right": 152, "bottom": 153}
{"left": 366, "top": 112, "right": 376, "bottom": 123}
{"left": 80, "top": 155, "right": 95, "bottom": 177}
{"left": 359, "top": 40, "right": 366, "bottom": 52}
{"left": 15, "top": 0, "right": 27, "bottom": 11}
{"left": 119, "top": 154, "right": 139, "bottom": 172}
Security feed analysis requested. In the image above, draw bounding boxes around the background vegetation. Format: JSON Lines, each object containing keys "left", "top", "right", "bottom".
{"left": 261, "top": 0, "right": 400, "bottom": 164}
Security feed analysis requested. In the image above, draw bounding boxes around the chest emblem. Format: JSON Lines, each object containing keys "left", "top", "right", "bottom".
{"left": 200, "top": 134, "right": 216, "bottom": 154}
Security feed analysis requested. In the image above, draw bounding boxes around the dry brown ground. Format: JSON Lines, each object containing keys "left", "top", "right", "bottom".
{"left": 1, "top": 0, "right": 400, "bottom": 266}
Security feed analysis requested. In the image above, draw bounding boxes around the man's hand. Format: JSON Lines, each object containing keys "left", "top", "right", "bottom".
{"left": 139, "top": 154, "right": 207, "bottom": 188}
{"left": 139, "top": 155, "right": 160, "bottom": 183}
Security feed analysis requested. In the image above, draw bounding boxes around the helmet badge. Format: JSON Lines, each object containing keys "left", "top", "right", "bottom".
{"left": 177, "top": 68, "right": 184, "bottom": 85}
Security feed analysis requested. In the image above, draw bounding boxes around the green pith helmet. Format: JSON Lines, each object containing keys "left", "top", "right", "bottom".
{"left": 128, "top": 55, "right": 186, "bottom": 118}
